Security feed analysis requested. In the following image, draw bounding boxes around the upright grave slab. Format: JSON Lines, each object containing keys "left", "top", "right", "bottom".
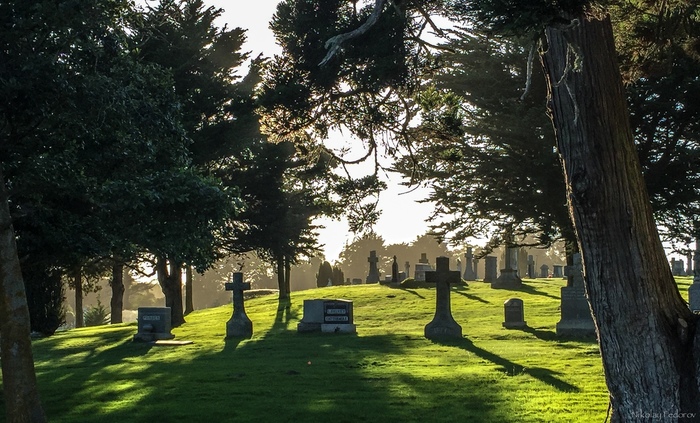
{"left": 321, "top": 299, "right": 356, "bottom": 333}
{"left": 424, "top": 257, "right": 462, "bottom": 340}
{"left": 483, "top": 256, "right": 497, "bottom": 283}
{"left": 556, "top": 253, "right": 596, "bottom": 337}
{"left": 404, "top": 261, "right": 411, "bottom": 278}
{"left": 671, "top": 258, "right": 686, "bottom": 276}
{"left": 297, "top": 299, "right": 356, "bottom": 333}
{"left": 133, "top": 307, "right": 175, "bottom": 342}
{"left": 225, "top": 273, "right": 253, "bottom": 339}
{"left": 366, "top": 250, "right": 381, "bottom": 283}
{"left": 463, "top": 247, "right": 477, "bottom": 281}
{"left": 688, "top": 240, "right": 700, "bottom": 312}
{"left": 502, "top": 298, "right": 526, "bottom": 328}
{"left": 552, "top": 265, "right": 564, "bottom": 278}
{"left": 540, "top": 264, "right": 549, "bottom": 278}
{"left": 390, "top": 255, "right": 400, "bottom": 286}
{"left": 473, "top": 258, "right": 479, "bottom": 280}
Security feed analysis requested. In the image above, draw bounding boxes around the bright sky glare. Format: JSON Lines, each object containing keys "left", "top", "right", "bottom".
{"left": 215, "top": 0, "right": 436, "bottom": 262}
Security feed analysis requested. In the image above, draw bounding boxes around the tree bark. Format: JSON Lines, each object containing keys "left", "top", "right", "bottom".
{"left": 156, "top": 256, "right": 185, "bottom": 327}
{"left": 277, "top": 254, "right": 288, "bottom": 300}
{"left": 73, "top": 269, "right": 83, "bottom": 328}
{"left": 0, "top": 167, "right": 47, "bottom": 423}
{"left": 184, "top": 264, "right": 193, "bottom": 315}
{"left": 284, "top": 255, "right": 291, "bottom": 296}
{"left": 110, "top": 262, "right": 124, "bottom": 324}
{"left": 541, "top": 11, "right": 699, "bottom": 421}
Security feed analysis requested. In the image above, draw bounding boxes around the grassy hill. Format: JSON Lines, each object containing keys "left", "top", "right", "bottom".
{"left": 10, "top": 276, "right": 686, "bottom": 422}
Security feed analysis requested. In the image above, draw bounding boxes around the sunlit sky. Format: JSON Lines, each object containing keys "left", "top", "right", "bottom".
{"left": 213, "top": 0, "right": 436, "bottom": 262}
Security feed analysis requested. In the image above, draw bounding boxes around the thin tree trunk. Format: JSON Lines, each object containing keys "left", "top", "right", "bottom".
{"left": 156, "top": 257, "right": 185, "bottom": 327}
{"left": 110, "top": 262, "right": 124, "bottom": 324}
{"left": 73, "top": 269, "right": 83, "bottom": 328}
{"left": 0, "top": 167, "right": 47, "bottom": 423}
{"left": 284, "top": 255, "right": 291, "bottom": 296}
{"left": 184, "top": 264, "right": 193, "bottom": 315}
{"left": 541, "top": 10, "right": 699, "bottom": 421}
{"left": 277, "top": 254, "right": 288, "bottom": 300}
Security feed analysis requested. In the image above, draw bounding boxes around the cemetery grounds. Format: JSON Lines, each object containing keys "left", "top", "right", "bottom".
{"left": 5, "top": 277, "right": 692, "bottom": 422}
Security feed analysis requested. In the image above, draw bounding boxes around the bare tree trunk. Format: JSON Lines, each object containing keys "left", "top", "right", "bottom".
{"left": 541, "top": 10, "right": 699, "bottom": 421}
{"left": 73, "top": 269, "right": 83, "bottom": 328}
{"left": 156, "top": 256, "right": 185, "bottom": 327}
{"left": 277, "top": 254, "right": 288, "bottom": 300}
{"left": 110, "top": 262, "right": 124, "bottom": 324}
{"left": 0, "top": 167, "right": 47, "bottom": 423}
{"left": 184, "top": 264, "right": 193, "bottom": 315}
{"left": 284, "top": 255, "right": 291, "bottom": 296}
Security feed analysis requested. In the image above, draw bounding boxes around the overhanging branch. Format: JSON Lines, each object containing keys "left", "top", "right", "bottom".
{"left": 319, "top": 0, "right": 387, "bottom": 66}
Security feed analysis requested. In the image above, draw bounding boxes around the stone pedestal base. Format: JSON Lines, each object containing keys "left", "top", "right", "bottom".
{"left": 492, "top": 269, "right": 523, "bottom": 289}
{"left": 226, "top": 317, "right": 253, "bottom": 339}
{"left": 502, "top": 321, "right": 527, "bottom": 329}
{"left": 555, "top": 320, "right": 596, "bottom": 338}
{"left": 133, "top": 332, "right": 175, "bottom": 343}
{"left": 321, "top": 323, "right": 357, "bottom": 334}
{"left": 424, "top": 319, "right": 462, "bottom": 340}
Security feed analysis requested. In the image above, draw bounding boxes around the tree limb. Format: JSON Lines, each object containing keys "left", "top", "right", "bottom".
{"left": 319, "top": 0, "right": 387, "bottom": 66}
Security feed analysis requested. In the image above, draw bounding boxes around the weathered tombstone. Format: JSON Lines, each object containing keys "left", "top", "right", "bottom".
{"left": 556, "top": 253, "right": 596, "bottom": 337}
{"left": 404, "top": 261, "right": 410, "bottom": 278}
{"left": 391, "top": 256, "right": 399, "bottom": 285}
{"left": 351, "top": 278, "right": 363, "bottom": 285}
{"left": 463, "top": 247, "right": 477, "bottom": 281}
{"left": 688, "top": 240, "right": 700, "bottom": 312}
{"left": 414, "top": 253, "right": 433, "bottom": 282}
{"left": 297, "top": 299, "right": 356, "bottom": 333}
{"left": 321, "top": 299, "right": 356, "bottom": 333}
{"left": 225, "top": 273, "right": 253, "bottom": 339}
{"left": 527, "top": 255, "right": 535, "bottom": 279}
{"left": 398, "top": 271, "right": 406, "bottom": 281}
{"left": 540, "top": 264, "right": 550, "bottom": 278}
{"left": 297, "top": 299, "right": 326, "bottom": 332}
{"left": 492, "top": 245, "right": 522, "bottom": 289}
{"left": 424, "top": 257, "right": 462, "bottom": 340}
{"left": 552, "top": 265, "right": 564, "bottom": 278}
{"left": 483, "top": 256, "right": 498, "bottom": 283}
{"left": 502, "top": 298, "right": 526, "bottom": 328}
{"left": 133, "top": 307, "right": 174, "bottom": 342}
{"left": 366, "top": 250, "right": 380, "bottom": 283}
{"left": 671, "top": 258, "right": 686, "bottom": 276}
{"left": 473, "top": 258, "right": 479, "bottom": 280}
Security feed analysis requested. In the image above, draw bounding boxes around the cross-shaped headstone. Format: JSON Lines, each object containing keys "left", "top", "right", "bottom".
{"left": 366, "top": 250, "right": 380, "bottom": 283}
{"left": 225, "top": 272, "right": 252, "bottom": 338}
{"left": 424, "top": 256, "right": 462, "bottom": 340}
{"left": 463, "top": 247, "right": 476, "bottom": 280}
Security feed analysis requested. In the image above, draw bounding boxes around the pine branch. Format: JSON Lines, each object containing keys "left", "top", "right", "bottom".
{"left": 319, "top": 0, "right": 387, "bottom": 66}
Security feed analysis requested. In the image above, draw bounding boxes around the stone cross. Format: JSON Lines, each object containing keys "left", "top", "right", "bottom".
{"left": 463, "top": 247, "right": 477, "bottom": 280}
{"left": 225, "top": 272, "right": 252, "bottom": 338}
{"left": 405, "top": 261, "right": 410, "bottom": 278}
{"left": 424, "top": 257, "right": 462, "bottom": 339}
{"left": 527, "top": 255, "right": 535, "bottom": 279}
{"left": 366, "top": 250, "right": 380, "bottom": 283}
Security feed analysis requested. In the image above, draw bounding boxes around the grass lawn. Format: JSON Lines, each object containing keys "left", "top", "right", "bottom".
{"left": 2, "top": 277, "right": 638, "bottom": 422}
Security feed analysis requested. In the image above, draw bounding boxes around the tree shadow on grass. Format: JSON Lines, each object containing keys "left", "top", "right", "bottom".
{"left": 513, "top": 283, "right": 560, "bottom": 300}
{"left": 434, "top": 337, "right": 581, "bottom": 393}
{"left": 453, "top": 289, "right": 491, "bottom": 304}
{"left": 398, "top": 288, "right": 426, "bottom": 299}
